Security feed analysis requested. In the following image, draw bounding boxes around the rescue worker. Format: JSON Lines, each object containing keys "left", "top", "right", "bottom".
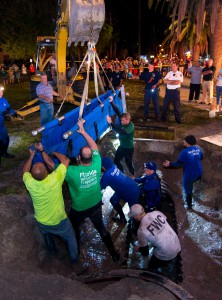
{"left": 129, "top": 204, "right": 181, "bottom": 272}
{"left": 163, "top": 135, "right": 203, "bottom": 209}
{"left": 36, "top": 73, "right": 60, "bottom": 126}
{"left": 42, "top": 119, "right": 120, "bottom": 263}
{"left": 22, "top": 145, "right": 87, "bottom": 275}
{"left": 133, "top": 161, "right": 161, "bottom": 212}
{"left": 139, "top": 61, "right": 162, "bottom": 121}
{"left": 106, "top": 97, "right": 135, "bottom": 176}
{"left": 101, "top": 157, "right": 141, "bottom": 224}
{"left": 0, "top": 85, "right": 19, "bottom": 159}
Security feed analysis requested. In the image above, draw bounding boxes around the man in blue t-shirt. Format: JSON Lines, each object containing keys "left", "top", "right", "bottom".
{"left": 101, "top": 157, "right": 141, "bottom": 224}
{"left": 140, "top": 61, "right": 162, "bottom": 121}
{"left": 163, "top": 135, "right": 203, "bottom": 209}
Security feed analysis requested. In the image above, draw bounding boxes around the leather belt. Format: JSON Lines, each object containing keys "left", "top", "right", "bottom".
{"left": 167, "top": 88, "right": 180, "bottom": 91}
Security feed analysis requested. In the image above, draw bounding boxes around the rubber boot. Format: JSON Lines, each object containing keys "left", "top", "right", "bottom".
{"left": 186, "top": 194, "right": 193, "bottom": 209}
{"left": 112, "top": 203, "right": 127, "bottom": 224}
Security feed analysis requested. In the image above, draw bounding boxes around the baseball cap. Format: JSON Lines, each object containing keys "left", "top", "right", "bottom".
{"left": 102, "top": 157, "right": 114, "bottom": 170}
{"left": 128, "top": 204, "right": 145, "bottom": 217}
{"left": 144, "top": 161, "right": 157, "bottom": 171}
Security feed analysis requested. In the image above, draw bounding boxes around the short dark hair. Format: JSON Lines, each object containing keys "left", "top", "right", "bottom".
{"left": 79, "top": 146, "right": 92, "bottom": 164}
{"left": 185, "top": 135, "right": 196, "bottom": 145}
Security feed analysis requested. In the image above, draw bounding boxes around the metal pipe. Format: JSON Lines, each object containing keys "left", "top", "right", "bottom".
{"left": 63, "top": 130, "right": 73, "bottom": 140}
{"left": 32, "top": 126, "right": 45, "bottom": 136}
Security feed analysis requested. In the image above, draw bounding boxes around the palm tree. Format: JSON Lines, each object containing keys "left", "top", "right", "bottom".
{"left": 161, "top": 14, "right": 210, "bottom": 61}
{"left": 148, "top": 0, "right": 222, "bottom": 74}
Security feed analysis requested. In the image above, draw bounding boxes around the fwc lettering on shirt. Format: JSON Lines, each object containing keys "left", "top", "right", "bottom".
{"left": 187, "top": 149, "right": 201, "bottom": 156}
{"left": 146, "top": 214, "right": 166, "bottom": 236}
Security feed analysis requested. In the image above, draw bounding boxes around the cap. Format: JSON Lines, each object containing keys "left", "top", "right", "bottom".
{"left": 128, "top": 204, "right": 145, "bottom": 217}
{"left": 184, "top": 135, "right": 196, "bottom": 146}
{"left": 102, "top": 157, "right": 114, "bottom": 170}
{"left": 144, "top": 161, "right": 157, "bottom": 171}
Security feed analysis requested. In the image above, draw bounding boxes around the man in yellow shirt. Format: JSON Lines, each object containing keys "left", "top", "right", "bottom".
{"left": 22, "top": 145, "right": 85, "bottom": 274}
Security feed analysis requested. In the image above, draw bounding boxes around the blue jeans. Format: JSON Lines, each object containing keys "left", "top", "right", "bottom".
{"left": 37, "top": 218, "right": 78, "bottom": 264}
{"left": 216, "top": 86, "right": 222, "bottom": 105}
{"left": 40, "top": 102, "right": 54, "bottom": 126}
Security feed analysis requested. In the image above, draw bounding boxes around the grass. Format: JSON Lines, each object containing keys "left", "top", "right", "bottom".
{"left": 1, "top": 79, "right": 221, "bottom": 194}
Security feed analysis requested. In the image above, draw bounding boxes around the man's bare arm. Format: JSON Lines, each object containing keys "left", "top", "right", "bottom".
{"left": 76, "top": 119, "right": 98, "bottom": 151}
{"left": 22, "top": 149, "right": 36, "bottom": 174}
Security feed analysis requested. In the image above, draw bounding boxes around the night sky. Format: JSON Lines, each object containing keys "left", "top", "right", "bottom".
{"left": 105, "top": 0, "right": 169, "bottom": 56}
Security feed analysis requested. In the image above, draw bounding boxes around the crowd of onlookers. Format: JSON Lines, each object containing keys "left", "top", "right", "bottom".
{"left": 98, "top": 56, "right": 194, "bottom": 79}
{"left": 0, "top": 54, "right": 208, "bottom": 86}
{"left": 0, "top": 62, "right": 36, "bottom": 85}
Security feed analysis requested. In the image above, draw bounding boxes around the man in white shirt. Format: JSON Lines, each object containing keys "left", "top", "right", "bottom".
{"left": 160, "top": 62, "right": 183, "bottom": 124}
{"left": 129, "top": 204, "right": 181, "bottom": 271}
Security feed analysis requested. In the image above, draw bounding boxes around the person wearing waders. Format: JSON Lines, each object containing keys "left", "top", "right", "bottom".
{"left": 163, "top": 135, "right": 203, "bottom": 209}
{"left": 100, "top": 157, "right": 141, "bottom": 224}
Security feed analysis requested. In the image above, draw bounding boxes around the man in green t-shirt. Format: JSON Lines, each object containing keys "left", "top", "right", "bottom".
{"left": 44, "top": 119, "right": 120, "bottom": 263}
{"left": 106, "top": 97, "right": 135, "bottom": 175}
{"left": 23, "top": 146, "right": 85, "bottom": 274}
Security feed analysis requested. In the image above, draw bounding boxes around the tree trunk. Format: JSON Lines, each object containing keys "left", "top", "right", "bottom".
{"left": 192, "top": 44, "right": 200, "bottom": 61}
{"left": 210, "top": 4, "right": 222, "bottom": 78}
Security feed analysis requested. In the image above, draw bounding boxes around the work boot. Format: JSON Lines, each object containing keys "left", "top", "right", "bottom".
{"left": 72, "top": 262, "right": 89, "bottom": 276}
{"left": 112, "top": 204, "right": 127, "bottom": 224}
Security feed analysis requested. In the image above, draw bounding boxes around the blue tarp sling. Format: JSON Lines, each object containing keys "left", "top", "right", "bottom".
{"left": 32, "top": 90, "right": 123, "bottom": 164}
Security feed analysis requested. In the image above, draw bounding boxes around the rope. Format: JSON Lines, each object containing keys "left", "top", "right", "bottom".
{"left": 78, "top": 45, "right": 93, "bottom": 119}
{"left": 95, "top": 52, "right": 116, "bottom": 94}
{"left": 54, "top": 51, "right": 89, "bottom": 118}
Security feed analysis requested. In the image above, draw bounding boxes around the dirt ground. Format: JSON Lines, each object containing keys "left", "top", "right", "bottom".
{"left": 0, "top": 100, "right": 222, "bottom": 299}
